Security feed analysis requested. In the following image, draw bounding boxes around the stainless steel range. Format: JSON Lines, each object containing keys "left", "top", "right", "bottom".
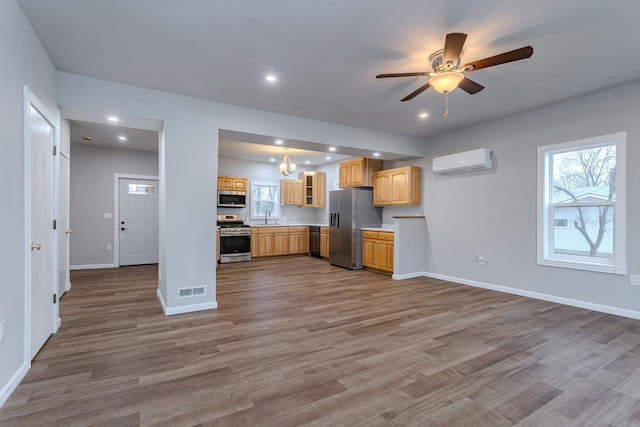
{"left": 217, "top": 214, "right": 251, "bottom": 263}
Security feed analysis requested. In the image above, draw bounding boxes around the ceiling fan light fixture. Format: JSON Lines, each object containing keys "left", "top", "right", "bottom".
{"left": 429, "top": 71, "right": 465, "bottom": 94}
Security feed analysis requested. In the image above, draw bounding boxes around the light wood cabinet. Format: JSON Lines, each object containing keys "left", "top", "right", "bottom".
{"left": 288, "top": 226, "right": 309, "bottom": 254}
{"left": 339, "top": 157, "right": 383, "bottom": 188}
{"left": 373, "top": 166, "right": 421, "bottom": 207}
{"left": 280, "top": 179, "right": 302, "bottom": 206}
{"left": 218, "top": 176, "right": 247, "bottom": 191}
{"left": 361, "top": 230, "right": 394, "bottom": 274}
{"left": 299, "top": 172, "right": 326, "bottom": 208}
{"left": 320, "top": 227, "right": 329, "bottom": 258}
{"left": 216, "top": 229, "right": 220, "bottom": 264}
{"left": 251, "top": 226, "right": 309, "bottom": 257}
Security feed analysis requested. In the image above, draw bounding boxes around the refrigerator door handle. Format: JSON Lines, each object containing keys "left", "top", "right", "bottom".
{"left": 336, "top": 213, "right": 339, "bottom": 228}
{"left": 330, "top": 213, "right": 334, "bottom": 227}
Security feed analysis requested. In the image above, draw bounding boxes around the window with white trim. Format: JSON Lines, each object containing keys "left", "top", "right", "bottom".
{"left": 251, "top": 181, "right": 279, "bottom": 219}
{"left": 537, "top": 132, "right": 626, "bottom": 274}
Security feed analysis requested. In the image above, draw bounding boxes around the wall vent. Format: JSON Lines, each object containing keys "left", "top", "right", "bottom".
{"left": 178, "top": 286, "right": 206, "bottom": 299}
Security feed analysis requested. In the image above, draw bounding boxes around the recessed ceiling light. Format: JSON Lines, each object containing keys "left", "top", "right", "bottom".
{"left": 275, "top": 139, "right": 283, "bottom": 145}
{"left": 82, "top": 136, "right": 92, "bottom": 141}
{"left": 305, "top": 160, "right": 310, "bottom": 164}
{"left": 270, "top": 158, "right": 276, "bottom": 162}
{"left": 266, "top": 74, "right": 278, "bottom": 83}
{"left": 326, "top": 156, "right": 331, "bottom": 160}
{"left": 373, "top": 152, "right": 380, "bottom": 157}
{"left": 107, "top": 116, "right": 119, "bottom": 122}
{"left": 419, "top": 112, "right": 429, "bottom": 119}
{"left": 118, "top": 136, "right": 127, "bottom": 141}
{"left": 328, "top": 147, "right": 337, "bottom": 152}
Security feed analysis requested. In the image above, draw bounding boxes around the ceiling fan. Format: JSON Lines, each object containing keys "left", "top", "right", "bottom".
{"left": 376, "top": 33, "right": 533, "bottom": 116}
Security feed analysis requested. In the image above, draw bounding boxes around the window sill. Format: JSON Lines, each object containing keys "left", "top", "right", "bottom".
{"left": 537, "top": 258, "right": 626, "bottom": 275}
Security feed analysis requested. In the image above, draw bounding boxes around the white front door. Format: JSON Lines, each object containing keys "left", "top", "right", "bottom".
{"left": 57, "top": 153, "right": 70, "bottom": 297}
{"left": 119, "top": 178, "right": 159, "bottom": 266}
{"left": 29, "top": 104, "right": 56, "bottom": 359}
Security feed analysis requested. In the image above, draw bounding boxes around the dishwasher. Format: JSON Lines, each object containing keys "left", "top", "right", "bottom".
{"left": 309, "top": 226, "right": 320, "bottom": 258}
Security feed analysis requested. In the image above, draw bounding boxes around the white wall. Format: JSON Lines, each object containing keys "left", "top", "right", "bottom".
{"left": 69, "top": 143, "right": 159, "bottom": 267}
{"left": 0, "top": 0, "right": 58, "bottom": 405}
{"left": 56, "top": 72, "right": 425, "bottom": 313}
{"left": 413, "top": 81, "right": 640, "bottom": 315}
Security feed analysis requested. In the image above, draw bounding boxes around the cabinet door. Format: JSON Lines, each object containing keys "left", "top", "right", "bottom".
{"left": 258, "top": 233, "right": 274, "bottom": 256}
{"left": 349, "top": 160, "right": 363, "bottom": 186}
{"left": 373, "top": 173, "right": 389, "bottom": 206}
{"left": 389, "top": 170, "right": 410, "bottom": 205}
{"left": 216, "top": 229, "right": 221, "bottom": 262}
{"left": 320, "top": 234, "right": 328, "bottom": 258}
{"left": 218, "top": 177, "right": 233, "bottom": 191}
{"left": 288, "top": 232, "right": 307, "bottom": 254}
{"left": 315, "top": 172, "right": 326, "bottom": 207}
{"left": 233, "top": 178, "right": 247, "bottom": 191}
{"left": 362, "top": 239, "right": 377, "bottom": 268}
{"left": 251, "top": 232, "right": 259, "bottom": 257}
{"left": 339, "top": 163, "right": 351, "bottom": 188}
{"left": 377, "top": 241, "right": 394, "bottom": 272}
{"left": 294, "top": 180, "right": 303, "bottom": 206}
{"left": 274, "top": 232, "right": 289, "bottom": 255}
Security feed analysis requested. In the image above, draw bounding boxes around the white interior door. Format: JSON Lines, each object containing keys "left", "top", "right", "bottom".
{"left": 119, "top": 178, "right": 159, "bottom": 266}
{"left": 30, "top": 104, "right": 55, "bottom": 359}
{"left": 57, "top": 153, "right": 70, "bottom": 296}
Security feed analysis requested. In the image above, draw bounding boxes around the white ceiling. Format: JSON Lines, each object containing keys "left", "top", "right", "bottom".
{"left": 70, "top": 120, "right": 159, "bottom": 152}
{"left": 20, "top": 0, "right": 640, "bottom": 153}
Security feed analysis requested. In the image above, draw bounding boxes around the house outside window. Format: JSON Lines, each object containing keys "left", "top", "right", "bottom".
{"left": 251, "top": 181, "right": 279, "bottom": 219}
{"left": 537, "top": 132, "right": 626, "bottom": 274}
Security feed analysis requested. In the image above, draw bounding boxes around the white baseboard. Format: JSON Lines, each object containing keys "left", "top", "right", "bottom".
{"left": 66, "top": 281, "right": 71, "bottom": 292}
{"left": 156, "top": 288, "right": 217, "bottom": 316}
{"left": 392, "top": 271, "right": 425, "bottom": 280}
{"left": 423, "top": 271, "right": 640, "bottom": 321}
{"left": 70, "top": 263, "right": 117, "bottom": 270}
{"left": 0, "top": 363, "right": 28, "bottom": 408}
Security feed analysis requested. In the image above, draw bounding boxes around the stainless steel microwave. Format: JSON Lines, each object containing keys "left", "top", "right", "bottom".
{"left": 218, "top": 190, "right": 246, "bottom": 208}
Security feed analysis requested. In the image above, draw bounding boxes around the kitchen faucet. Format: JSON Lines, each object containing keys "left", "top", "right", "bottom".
{"left": 264, "top": 210, "right": 270, "bottom": 225}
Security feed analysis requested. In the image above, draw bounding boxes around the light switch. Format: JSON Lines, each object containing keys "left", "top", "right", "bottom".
{"left": 104, "top": 213, "right": 112, "bottom": 219}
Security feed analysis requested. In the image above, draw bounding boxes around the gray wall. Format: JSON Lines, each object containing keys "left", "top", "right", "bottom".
{"left": 70, "top": 143, "right": 159, "bottom": 267}
{"left": 0, "top": 0, "right": 58, "bottom": 404}
{"left": 387, "top": 81, "right": 640, "bottom": 314}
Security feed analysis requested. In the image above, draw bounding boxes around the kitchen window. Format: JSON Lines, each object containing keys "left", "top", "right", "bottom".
{"left": 251, "top": 181, "right": 279, "bottom": 219}
{"left": 537, "top": 132, "right": 626, "bottom": 274}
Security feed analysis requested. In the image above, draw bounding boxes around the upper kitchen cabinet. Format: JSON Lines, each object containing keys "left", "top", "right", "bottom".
{"left": 218, "top": 176, "right": 247, "bottom": 191}
{"left": 280, "top": 179, "right": 302, "bottom": 206}
{"left": 299, "top": 171, "right": 326, "bottom": 208}
{"left": 339, "top": 157, "right": 383, "bottom": 188}
{"left": 373, "top": 166, "right": 421, "bottom": 207}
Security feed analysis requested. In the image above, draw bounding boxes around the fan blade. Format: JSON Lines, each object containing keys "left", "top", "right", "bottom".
{"left": 458, "top": 77, "right": 484, "bottom": 94}
{"left": 376, "top": 72, "right": 429, "bottom": 78}
{"left": 443, "top": 33, "right": 467, "bottom": 65}
{"left": 401, "top": 82, "right": 431, "bottom": 102}
{"left": 464, "top": 46, "right": 533, "bottom": 71}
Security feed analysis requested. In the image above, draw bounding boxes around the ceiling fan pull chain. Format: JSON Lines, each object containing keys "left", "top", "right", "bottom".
{"left": 444, "top": 92, "right": 449, "bottom": 117}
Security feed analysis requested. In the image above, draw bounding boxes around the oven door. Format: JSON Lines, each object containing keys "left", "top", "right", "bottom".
{"left": 219, "top": 233, "right": 251, "bottom": 263}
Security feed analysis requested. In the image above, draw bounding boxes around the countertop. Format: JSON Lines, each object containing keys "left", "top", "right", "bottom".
{"left": 248, "top": 223, "right": 329, "bottom": 228}
{"left": 361, "top": 226, "right": 394, "bottom": 232}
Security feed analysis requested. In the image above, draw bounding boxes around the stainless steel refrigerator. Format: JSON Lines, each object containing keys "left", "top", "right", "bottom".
{"left": 329, "top": 188, "right": 382, "bottom": 269}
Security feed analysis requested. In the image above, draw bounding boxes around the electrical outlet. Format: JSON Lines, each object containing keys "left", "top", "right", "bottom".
{"left": 0, "top": 320, "right": 5, "bottom": 343}
{"left": 106, "top": 244, "right": 112, "bottom": 251}
{"left": 477, "top": 255, "right": 485, "bottom": 265}
{"left": 631, "top": 274, "right": 640, "bottom": 286}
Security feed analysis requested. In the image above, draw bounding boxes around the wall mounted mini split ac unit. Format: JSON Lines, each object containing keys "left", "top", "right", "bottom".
{"left": 432, "top": 148, "right": 493, "bottom": 175}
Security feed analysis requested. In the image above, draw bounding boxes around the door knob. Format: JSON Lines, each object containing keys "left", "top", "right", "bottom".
{"left": 65, "top": 229, "right": 72, "bottom": 235}
{"left": 31, "top": 243, "right": 41, "bottom": 251}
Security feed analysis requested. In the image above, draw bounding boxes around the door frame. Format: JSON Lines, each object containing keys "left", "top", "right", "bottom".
{"left": 113, "top": 173, "right": 159, "bottom": 267}
{"left": 23, "top": 85, "right": 60, "bottom": 367}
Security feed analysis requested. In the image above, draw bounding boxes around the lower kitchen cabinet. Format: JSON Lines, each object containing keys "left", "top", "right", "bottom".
{"left": 361, "top": 230, "right": 394, "bottom": 274}
{"left": 216, "top": 229, "right": 220, "bottom": 265}
{"left": 251, "top": 226, "right": 309, "bottom": 257}
{"left": 320, "top": 227, "right": 329, "bottom": 258}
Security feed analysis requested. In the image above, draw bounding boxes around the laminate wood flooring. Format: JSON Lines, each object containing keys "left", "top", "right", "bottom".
{"left": 2, "top": 257, "right": 640, "bottom": 426}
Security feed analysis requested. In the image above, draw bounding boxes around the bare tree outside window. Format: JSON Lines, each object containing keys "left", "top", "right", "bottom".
{"left": 551, "top": 145, "right": 616, "bottom": 257}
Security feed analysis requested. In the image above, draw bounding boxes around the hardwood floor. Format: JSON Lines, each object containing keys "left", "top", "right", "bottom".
{"left": 2, "top": 257, "right": 640, "bottom": 426}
